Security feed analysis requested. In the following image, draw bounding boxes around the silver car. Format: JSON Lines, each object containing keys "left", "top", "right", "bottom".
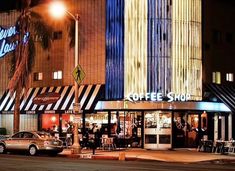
{"left": 0, "top": 131, "right": 63, "bottom": 156}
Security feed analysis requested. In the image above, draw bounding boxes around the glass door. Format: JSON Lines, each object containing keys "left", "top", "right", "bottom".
{"left": 117, "top": 111, "right": 142, "bottom": 148}
{"left": 173, "top": 112, "right": 206, "bottom": 148}
{"left": 187, "top": 114, "right": 200, "bottom": 147}
{"left": 144, "top": 111, "right": 172, "bottom": 149}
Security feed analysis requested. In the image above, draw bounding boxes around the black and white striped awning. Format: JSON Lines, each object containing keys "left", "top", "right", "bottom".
{"left": 0, "top": 84, "right": 104, "bottom": 114}
{"left": 206, "top": 83, "right": 235, "bottom": 113}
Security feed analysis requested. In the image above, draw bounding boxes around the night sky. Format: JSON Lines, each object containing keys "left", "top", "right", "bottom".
{"left": 0, "top": 0, "right": 45, "bottom": 12}
{"left": 0, "top": 0, "right": 17, "bottom": 11}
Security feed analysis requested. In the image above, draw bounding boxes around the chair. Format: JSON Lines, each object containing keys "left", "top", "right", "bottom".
{"left": 228, "top": 141, "right": 235, "bottom": 154}
{"left": 204, "top": 140, "right": 213, "bottom": 152}
{"left": 101, "top": 137, "right": 116, "bottom": 151}
{"left": 198, "top": 139, "right": 213, "bottom": 152}
{"left": 212, "top": 141, "right": 224, "bottom": 154}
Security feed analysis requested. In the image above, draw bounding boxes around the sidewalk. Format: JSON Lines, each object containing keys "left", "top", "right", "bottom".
{"left": 59, "top": 148, "right": 235, "bottom": 163}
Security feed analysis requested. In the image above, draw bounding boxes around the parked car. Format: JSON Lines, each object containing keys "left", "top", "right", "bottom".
{"left": 0, "top": 131, "right": 63, "bottom": 156}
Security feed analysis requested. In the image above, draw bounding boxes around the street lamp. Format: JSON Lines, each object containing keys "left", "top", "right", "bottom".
{"left": 49, "top": 1, "right": 81, "bottom": 154}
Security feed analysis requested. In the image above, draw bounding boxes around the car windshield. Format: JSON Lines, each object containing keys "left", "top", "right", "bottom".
{"left": 37, "top": 132, "right": 52, "bottom": 139}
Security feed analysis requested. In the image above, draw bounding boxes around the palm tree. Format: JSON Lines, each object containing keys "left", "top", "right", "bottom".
{"left": 7, "top": 0, "right": 53, "bottom": 133}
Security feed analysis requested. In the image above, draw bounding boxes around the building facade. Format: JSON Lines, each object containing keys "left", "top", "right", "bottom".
{"left": 96, "top": 0, "right": 232, "bottom": 149}
{"left": 0, "top": 0, "right": 106, "bottom": 135}
{"left": 202, "top": 0, "right": 235, "bottom": 144}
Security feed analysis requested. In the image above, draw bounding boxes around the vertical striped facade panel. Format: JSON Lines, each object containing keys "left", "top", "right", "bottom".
{"left": 0, "top": 114, "right": 37, "bottom": 135}
{"left": 106, "top": 0, "right": 202, "bottom": 100}
{"left": 147, "top": 0, "right": 172, "bottom": 95}
{"left": 172, "top": 0, "right": 202, "bottom": 100}
{"left": 20, "top": 114, "right": 38, "bottom": 132}
{"left": 105, "top": 0, "right": 124, "bottom": 99}
{"left": 0, "top": 114, "right": 13, "bottom": 135}
{"left": 124, "top": 0, "right": 148, "bottom": 96}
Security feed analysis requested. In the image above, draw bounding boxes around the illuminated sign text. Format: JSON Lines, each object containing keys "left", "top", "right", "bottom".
{"left": 126, "top": 92, "right": 191, "bottom": 102}
{"left": 0, "top": 25, "right": 30, "bottom": 58}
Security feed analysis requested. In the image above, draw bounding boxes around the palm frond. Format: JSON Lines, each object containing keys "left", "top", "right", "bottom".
{"left": 30, "top": 11, "right": 53, "bottom": 49}
{"left": 68, "top": 18, "right": 75, "bottom": 48}
{"left": 28, "top": 36, "right": 35, "bottom": 73}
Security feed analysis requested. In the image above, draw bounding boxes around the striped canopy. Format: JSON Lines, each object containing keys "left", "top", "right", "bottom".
{"left": 0, "top": 84, "right": 104, "bottom": 114}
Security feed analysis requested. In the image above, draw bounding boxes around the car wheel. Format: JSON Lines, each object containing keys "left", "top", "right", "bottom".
{"left": 0, "top": 144, "right": 5, "bottom": 154}
{"left": 29, "top": 145, "right": 37, "bottom": 156}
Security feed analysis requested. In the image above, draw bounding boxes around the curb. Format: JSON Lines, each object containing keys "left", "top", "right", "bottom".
{"left": 58, "top": 150, "right": 235, "bottom": 163}
{"left": 59, "top": 153, "right": 235, "bottom": 163}
{"left": 59, "top": 153, "right": 138, "bottom": 161}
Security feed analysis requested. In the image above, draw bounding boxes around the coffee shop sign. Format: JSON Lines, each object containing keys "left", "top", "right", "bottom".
{"left": 126, "top": 92, "right": 191, "bottom": 102}
{"left": 0, "top": 25, "right": 30, "bottom": 58}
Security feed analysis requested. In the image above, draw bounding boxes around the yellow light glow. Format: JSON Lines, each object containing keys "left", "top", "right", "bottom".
{"left": 49, "top": 1, "right": 66, "bottom": 19}
{"left": 51, "top": 116, "right": 57, "bottom": 122}
{"left": 69, "top": 115, "right": 74, "bottom": 122}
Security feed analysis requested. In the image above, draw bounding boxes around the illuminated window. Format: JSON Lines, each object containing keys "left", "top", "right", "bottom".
{"left": 212, "top": 72, "right": 221, "bottom": 84}
{"left": 33, "top": 72, "right": 43, "bottom": 81}
{"left": 226, "top": 73, "right": 234, "bottom": 82}
{"left": 53, "top": 70, "right": 62, "bottom": 80}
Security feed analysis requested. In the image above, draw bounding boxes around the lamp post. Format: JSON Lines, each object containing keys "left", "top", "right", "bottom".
{"left": 49, "top": 1, "right": 81, "bottom": 154}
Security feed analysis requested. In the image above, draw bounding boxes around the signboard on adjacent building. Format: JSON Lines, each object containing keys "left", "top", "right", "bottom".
{"left": 33, "top": 92, "right": 61, "bottom": 105}
{"left": 0, "top": 25, "right": 30, "bottom": 58}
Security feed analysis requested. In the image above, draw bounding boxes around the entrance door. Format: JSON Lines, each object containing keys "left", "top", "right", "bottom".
{"left": 144, "top": 111, "right": 172, "bottom": 150}
{"left": 173, "top": 112, "right": 204, "bottom": 148}
{"left": 117, "top": 111, "right": 142, "bottom": 148}
{"left": 186, "top": 114, "right": 199, "bottom": 147}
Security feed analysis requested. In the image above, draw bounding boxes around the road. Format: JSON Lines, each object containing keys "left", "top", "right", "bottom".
{"left": 0, "top": 154, "right": 234, "bottom": 171}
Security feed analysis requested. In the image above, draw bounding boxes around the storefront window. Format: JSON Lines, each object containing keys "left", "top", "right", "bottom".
{"left": 159, "top": 113, "right": 171, "bottom": 129}
{"left": 201, "top": 111, "right": 207, "bottom": 131}
{"left": 61, "top": 114, "right": 75, "bottom": 133}
{"left": 85, "top": 112, "right": 110, "bottom": 134}
{"left": 145, "top": 112, "right": 157, "bottom": 128}
{"left": 42, "top": 114, "right": 59, "bottom": 132}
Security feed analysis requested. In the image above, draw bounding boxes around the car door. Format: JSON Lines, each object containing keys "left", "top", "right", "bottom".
{"left": 5, "top": 132, "right": 24, "bottom": 150}
{"left": 19, "top": 132, "right": 36, "bottom": 150}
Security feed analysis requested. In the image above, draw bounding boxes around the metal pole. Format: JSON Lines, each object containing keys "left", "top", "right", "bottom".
{"left": 71, "top": 14, "right": 81, "bottom": 154}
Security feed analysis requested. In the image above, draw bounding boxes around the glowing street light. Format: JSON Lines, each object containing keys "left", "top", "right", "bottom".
{"left": 49, "top": 1, "right": 66, "bottom": 19}
{"left": 49, "top": 0, "right": 81, "bottom": 154}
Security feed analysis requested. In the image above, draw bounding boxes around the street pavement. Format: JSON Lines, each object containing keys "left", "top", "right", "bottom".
{"left": 59, "top": 148, "right": 235, "bottom": 163}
